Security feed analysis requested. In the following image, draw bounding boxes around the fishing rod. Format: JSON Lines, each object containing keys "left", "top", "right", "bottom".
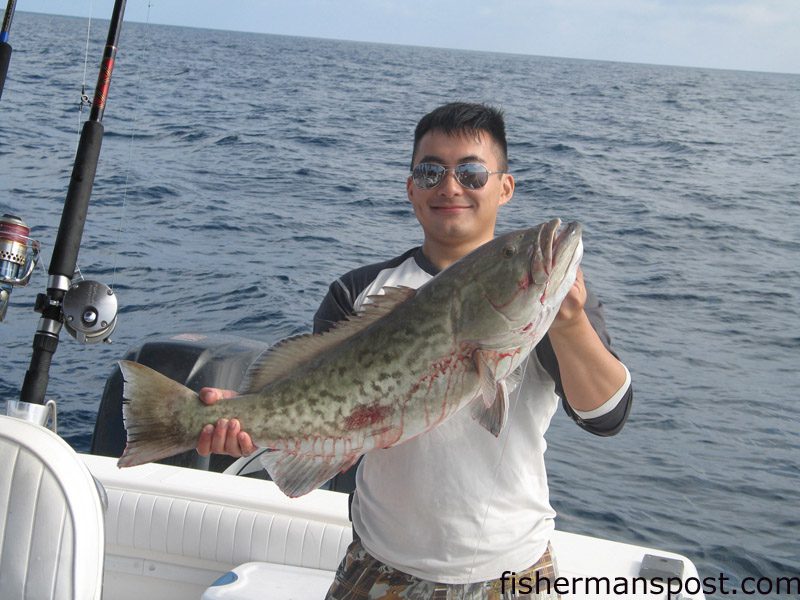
{"left": 17, "top": 0, "right": 127, "bottom": 414}
{"left": 1, "top": 4, "right": 41, "bottom": 324}
{"left": 0, "top": 0, "right": 17, "bottom": 100}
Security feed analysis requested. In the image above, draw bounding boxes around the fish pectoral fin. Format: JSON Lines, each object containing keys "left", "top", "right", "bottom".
{"left": 506, "top": 364, "right": 524, "bottom": 394}
{"left": 470, "top": 380, "right": 509, "bottom": 438}
{"left": 473, "top": 349, "right": 501, "bottom": 408}
{"left": 257, "top": 450, "right": 360, "bottom": 498}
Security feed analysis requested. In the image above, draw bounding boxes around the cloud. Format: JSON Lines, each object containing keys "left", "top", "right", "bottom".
{"left": 703, "top": 0, "right": 799, "bottom": 26}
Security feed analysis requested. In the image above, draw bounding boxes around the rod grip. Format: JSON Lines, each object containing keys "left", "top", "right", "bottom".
{"left": 50, "top": 120, "right": 105, "bottom": 279}
{"left": 19, "top": 332, "right": 59, "bottom": 405}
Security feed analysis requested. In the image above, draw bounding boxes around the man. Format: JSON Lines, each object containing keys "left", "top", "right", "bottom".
{"left": 197, "top": 102, "right": 632, "bottom": 599}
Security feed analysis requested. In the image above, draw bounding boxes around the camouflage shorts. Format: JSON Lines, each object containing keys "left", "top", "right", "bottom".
{"left": 325, "top": 539, "right": 560, "bottom": 600}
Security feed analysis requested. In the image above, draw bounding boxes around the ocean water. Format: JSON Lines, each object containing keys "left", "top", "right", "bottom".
{"left": 1, "top": 11, "right": 798, "bottom": 596}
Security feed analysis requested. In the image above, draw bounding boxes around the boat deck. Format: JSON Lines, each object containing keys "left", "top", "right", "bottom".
{"left": 84, "top": 455, "right": 704, "bottom": 599}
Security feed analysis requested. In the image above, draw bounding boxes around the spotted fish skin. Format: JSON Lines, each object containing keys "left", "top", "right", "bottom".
{"left": 118, "top": 219, "right": 583, "bottom": 497}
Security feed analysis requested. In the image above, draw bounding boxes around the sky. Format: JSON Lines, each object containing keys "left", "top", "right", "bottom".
{"left": 13, "top": 0, "right": 800, "bottom": 74}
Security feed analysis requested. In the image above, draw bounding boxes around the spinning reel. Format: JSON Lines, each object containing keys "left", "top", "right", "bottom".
{"left": 0, "top": 213, "right": 40, "bottom": 321}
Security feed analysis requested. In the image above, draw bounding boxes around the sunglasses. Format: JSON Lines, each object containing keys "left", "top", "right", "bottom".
{"left": 411, "top": 162, "right": 506, "bottom": 190}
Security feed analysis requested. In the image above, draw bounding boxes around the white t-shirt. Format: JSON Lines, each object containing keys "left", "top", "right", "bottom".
{"left": 352, "top": 352, "right": 559, "bottom": 583}
{"left": 313, "top": 246, "right": 631, "bottom": 584}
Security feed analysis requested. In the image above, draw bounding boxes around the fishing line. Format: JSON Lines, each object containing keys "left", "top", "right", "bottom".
{"left": 71, "top": 0, "right": 154, "bottom": 292}
{"left": 77, "top": 0, "right": 94, "bottom": 144}
{"left": 109, "top": 0, "right": 153, "bottom": 292}
{"left": 57, "top": 0, "right": 95, "bottom": 284}
{"left": 460, "top": 355, "right": 531, "bottom": 599}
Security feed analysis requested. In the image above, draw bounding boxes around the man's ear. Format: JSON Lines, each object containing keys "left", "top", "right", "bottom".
{"left": 499, "top": 173, "right": 515, "bottom": 206}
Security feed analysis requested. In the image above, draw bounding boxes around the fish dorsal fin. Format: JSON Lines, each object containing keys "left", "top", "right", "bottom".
{"left": 362, "top": 285, "right": 416, "bottom": 317}
{"left": 240, "top": 286, "right": 416, "bottom": 394}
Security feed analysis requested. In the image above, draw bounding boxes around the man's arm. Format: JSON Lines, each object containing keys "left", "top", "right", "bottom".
{"left": 537, "top": 269, "right": 633, "bottom": 436}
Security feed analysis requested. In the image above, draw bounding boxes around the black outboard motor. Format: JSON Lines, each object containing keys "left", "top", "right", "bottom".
{"left": 91, "top": 332, "right": 271, "bottom": 471}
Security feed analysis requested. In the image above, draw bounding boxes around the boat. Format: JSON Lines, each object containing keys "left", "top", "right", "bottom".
{"left": 3, "top": 403, "right": 706, "bottom": 600}
{"left": 0, "top": 3, "right": 706, "bottom": 599}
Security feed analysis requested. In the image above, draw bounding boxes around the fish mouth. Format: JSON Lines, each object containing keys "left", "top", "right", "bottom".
{"left": 553, "top": 220, "right": 583, "bottom": 267}
{"left": 532, "top": 219, "right": 583, "bottom": 286}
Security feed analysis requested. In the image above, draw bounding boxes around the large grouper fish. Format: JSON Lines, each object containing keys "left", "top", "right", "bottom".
{"left": 117, "top": 218, "right": 583, "bottom": 497}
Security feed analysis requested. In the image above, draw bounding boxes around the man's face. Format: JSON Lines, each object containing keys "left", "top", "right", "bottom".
{"left": 407, "top": 129, "right": 514, "bottom": 254}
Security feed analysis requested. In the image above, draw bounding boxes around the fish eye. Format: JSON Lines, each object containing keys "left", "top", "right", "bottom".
{"left": 502, "top": 245, "right": 516, "bottom": 258}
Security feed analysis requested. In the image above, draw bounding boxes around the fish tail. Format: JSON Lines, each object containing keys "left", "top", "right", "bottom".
{"left": 117, "top": 360, "right": 201, "bottom": 467}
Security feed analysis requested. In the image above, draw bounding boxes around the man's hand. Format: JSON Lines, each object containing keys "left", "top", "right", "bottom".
{"left": 546, "top": 267, "right": 628, "bottom": 412}
{"left": 551, "top": 267, "right": 587, "bottom": 331}
{"left": 196, "top": 387, "right": 257, "bottom": 457}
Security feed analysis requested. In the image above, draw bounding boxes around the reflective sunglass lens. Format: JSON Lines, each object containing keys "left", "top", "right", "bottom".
{"left": 412, "top": 163, "right": 445, "bottom": 189}
{"left": 455, "top": 164, "right": 489, "bottom": 189}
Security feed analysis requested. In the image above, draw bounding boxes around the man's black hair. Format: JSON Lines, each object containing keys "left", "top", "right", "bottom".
{"left": 411, "top": 102, "right": 508, "bottom": 170}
